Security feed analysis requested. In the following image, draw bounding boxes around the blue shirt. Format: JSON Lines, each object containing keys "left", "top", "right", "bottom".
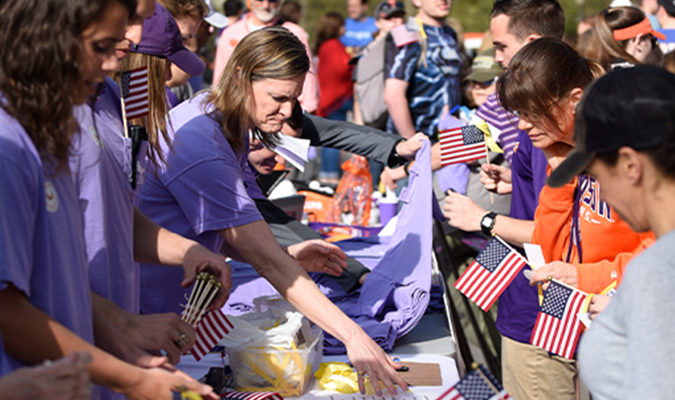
{"left": 386, "top": 22, "right": 462, "bottom": 140}
{"left": 340, "top": 16, "right": 377, "bottom": 49}
{"left": 657, "top": 28, "right": 675, "bottom": 54}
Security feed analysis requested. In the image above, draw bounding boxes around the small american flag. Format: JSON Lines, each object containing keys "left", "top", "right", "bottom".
{"left": 436, "top": 365, "right": 511, "bottom": 400}
{"left": 439, "top": 125, "right": 486, "bottom": 166}
{"left": 120, "top": 66, "right": 149, "bottom": 120}
{"left": 390, "top": 24, "right": 420, "bottom": 47}
{"left": 221, "top": 391, "right": 283, "bottom": 400}
{"left": 191, "top": 309, "right": 234, "bottom": 361}
{"left": 454, "top": 236, "right": 527, "bottom": 312}
{"left": 530, "top": 280, "right": 588, "bottom": 359}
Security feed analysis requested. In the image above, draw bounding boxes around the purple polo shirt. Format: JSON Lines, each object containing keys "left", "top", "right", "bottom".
{"left": 71, "top": 98, "right": 137, "bottom": 314}
{"left": 0, "top": 106, "right": 94, "bottom": 372}
{"left": 137, "top": 93, "right": 262, "bottom": 315}
{"left": 495, "top": 129, "right": 548, "bottom": 343}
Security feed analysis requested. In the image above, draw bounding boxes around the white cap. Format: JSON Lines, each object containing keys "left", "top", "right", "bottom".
{"left": 204, "top": 0, "right": 228, "bottom": 28}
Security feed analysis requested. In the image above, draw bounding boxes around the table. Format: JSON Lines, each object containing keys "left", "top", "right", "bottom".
{"left": 176, "top": 353, "right": 459, "bottom": 400}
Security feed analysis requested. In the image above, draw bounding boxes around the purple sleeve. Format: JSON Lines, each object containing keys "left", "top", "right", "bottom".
{"left": 163, "top": 156, "right": 262, "bottom": 235}
{"left": 243, "top": 162, "right": 266, "bottom": 200}
{"left": 509, "top": 130, "right": 548, "bottom": 221}
{"left": 0, "top": 155, "right": 36, "bottom": 296}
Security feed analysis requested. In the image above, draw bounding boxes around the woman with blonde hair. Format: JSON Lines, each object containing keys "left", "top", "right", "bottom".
{"left": 116, "top": 3, "right": 205, "bottom": 166}
{"left": 138, "top": 26, "right": 408, "bottom": 396}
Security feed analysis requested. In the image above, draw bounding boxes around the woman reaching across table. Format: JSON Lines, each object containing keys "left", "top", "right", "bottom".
{"left": 138, "top": 26, "right": 409, "bottom": 396}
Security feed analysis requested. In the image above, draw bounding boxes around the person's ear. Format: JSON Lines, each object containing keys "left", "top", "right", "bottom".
{"left": 618, "top": 146, "right": 643, "bottom": 186}
{"left": 569, "top": 87, "right": 583, "bottom": 110}
{"left": 525, "top": 34, "right": 539, "bottom": 44}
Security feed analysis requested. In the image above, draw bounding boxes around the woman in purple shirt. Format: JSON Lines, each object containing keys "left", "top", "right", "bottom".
{"left": 138, "top": 27, "right": 408, "bottom": 396}
{"left": 0, "top": 0, "right": 217, "bottom": 398}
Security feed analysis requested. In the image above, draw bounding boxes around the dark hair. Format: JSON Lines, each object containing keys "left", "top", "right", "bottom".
{"left": 208, "top": 27, "right": 310, "bottom": 152}
{"left": 596, "top": 140, "right": 675, "bottom": 180}
{"left": 279, "top": 1, "right": 301, "bottom": 24}
{"left": 224, "top": 0, "right": 243, "bottom": 17}
{"left": 158, "top": 0, "right": 208, "bottom": 20}
{"left": 0, "top": 0, "right": 134, "bottom": 173}
{"left": 498, "top": 38, "right": 604, "bottom": 130}
{"left": 314, "top": 12, "right": 345, "bottom": 53}
{"left": 490, "top": 0, "right": 565, "bottom": 41}
{"left": 593, "top": 7, "right": 646, "bottom": 69}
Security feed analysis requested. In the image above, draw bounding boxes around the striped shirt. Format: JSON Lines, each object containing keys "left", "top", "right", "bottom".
{"left": 475, "top": 92, "right": 521, "bottom": 163}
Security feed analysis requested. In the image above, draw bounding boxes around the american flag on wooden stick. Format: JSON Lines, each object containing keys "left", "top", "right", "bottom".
{"left": 191, "top": 308, "right": 233, "bottom": 361}
{"left": 436, "top": 364, "right": 511, "bottom": 400}
{"left": 439, "top": 125, "right": 486, "bottom": 166}
{"left": 221, "top": 391, "right": 284, "bottom": 400}
{"left": 530, "top": 280, "right": 588, "bottom": 359}
{"left": 120, "top": 66, "right": 149, "bottom": 120}
{"left": 454, "top": 236, "right": 528, "bottom": 311}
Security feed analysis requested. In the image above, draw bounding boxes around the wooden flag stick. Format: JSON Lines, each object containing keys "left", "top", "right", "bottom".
{"left": 183, "top": 273, "right": 207, "bottom": 324}
{"left": 191, "top": 277, "right": 214, "bottom": 325}
{"left": 192, "top": 281, "right": 222, "bottom": 328}
{"left": 118, "top": 83, "right": 129, "bottom": 139}
{"left": 484, "top": 141, "right": 494, "bottom": 205}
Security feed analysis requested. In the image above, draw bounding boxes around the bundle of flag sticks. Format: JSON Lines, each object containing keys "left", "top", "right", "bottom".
{"left": 182, "top": 272, "right": 223, "bottom": 327}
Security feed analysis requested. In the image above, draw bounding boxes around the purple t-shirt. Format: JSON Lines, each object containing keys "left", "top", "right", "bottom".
{"left": 71, "top": 101, "right": 137, "bottom": 314}
{"left": 0, "top": 107, "right": 94, "bottom": 372}
{"left": 137, "top": 93, "right": 262, "bottom": 315}
{"left": 495, "top": 129, "right": 548, "bottom": 343}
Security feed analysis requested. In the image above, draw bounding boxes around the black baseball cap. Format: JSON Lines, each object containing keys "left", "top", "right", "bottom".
{"left": 658, "top": 0, "right": 675, "bottom": 15}
{"left": 373, "top": 0, "right": 405, "bottom": 19}
{"left": 548, "top": 66, "right": 675, "bottom": 188}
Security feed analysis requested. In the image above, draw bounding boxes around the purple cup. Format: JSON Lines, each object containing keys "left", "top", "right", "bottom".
{"left": 379, "top": 200, "right": 398, "bottom": 226}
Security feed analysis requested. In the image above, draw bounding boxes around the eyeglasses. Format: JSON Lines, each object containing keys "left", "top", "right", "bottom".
{"left": 254, "top": 0, "right": 279, "bottom": 3}
{"left": 470, "top": 78, "right": 497, "bottom": 86}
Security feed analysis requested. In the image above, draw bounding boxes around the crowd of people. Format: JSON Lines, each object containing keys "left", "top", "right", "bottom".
{"left": 1, "top": 0, "right": 675, "bottom": 398}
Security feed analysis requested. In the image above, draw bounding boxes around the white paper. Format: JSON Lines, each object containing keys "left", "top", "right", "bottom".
{"left": 524, "top": 243, "right": 546, "bottom": 269}
{"left": 272, "top": 135, "right": 310, "bottom": 172}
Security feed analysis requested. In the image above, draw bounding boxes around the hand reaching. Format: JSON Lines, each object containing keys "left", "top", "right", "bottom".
{"left": 125, "top": 312, "right": 196, "bottom": 365}
{"left": 344, "top": 329, "right": 408, "bottom": 396}
{"left": 286, "top": 240, "right": 347, "bottom": 276}
{"left": 394, "top": 133, "right": 428, "bottom": 159}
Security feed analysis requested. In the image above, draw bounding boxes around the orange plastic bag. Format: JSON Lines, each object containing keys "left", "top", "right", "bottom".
{"left": 326, "top": 155, "right": 372, "bottom": 226}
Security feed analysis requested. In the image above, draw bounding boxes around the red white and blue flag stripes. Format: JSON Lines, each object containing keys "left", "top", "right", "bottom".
{"left": 530, "top": 280, "right": 588, "bottom": 359}
{"left": 436, "top": 364, "right": 511, "bottom": 400}
{"left": 454, "top": 236, "right": 528, "bottom": 311}
{"left": 439, "top": 125, "right": 486, "bottom": 166}
{"left": 120, "top": 66, "right": 149, "bottom": 120}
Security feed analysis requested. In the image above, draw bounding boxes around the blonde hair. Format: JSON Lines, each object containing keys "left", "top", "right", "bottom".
{"left": 207, "top": 27, "right": 309, "bottom": 152}
{"left": 116, "top": 53, "right": 172, "bottom": 167}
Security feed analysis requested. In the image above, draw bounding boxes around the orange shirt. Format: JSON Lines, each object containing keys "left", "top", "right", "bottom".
{"left": 532, "top": 171, "right": 654, "bottom": 294}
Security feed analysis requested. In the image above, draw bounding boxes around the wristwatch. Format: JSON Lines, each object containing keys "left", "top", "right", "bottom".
{"left": 480, "top": 212, "right": 498, "bottom": 235}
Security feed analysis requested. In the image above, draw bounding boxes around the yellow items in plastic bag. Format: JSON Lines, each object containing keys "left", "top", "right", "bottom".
{"left": 314, "top": 362, "right": 387, "bottom": 395}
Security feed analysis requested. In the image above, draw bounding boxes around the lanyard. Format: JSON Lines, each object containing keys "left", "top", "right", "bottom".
{"left": 566, "top": 175, "right": 586, "bottom": 264}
